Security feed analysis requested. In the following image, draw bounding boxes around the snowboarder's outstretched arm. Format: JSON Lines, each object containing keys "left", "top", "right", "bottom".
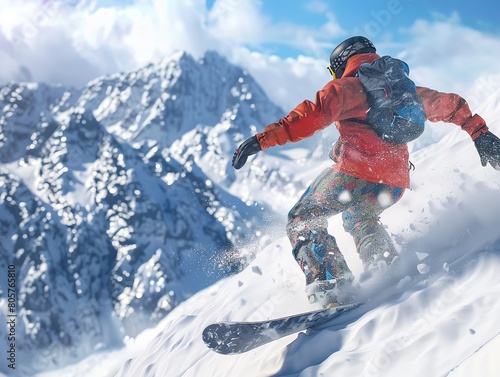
{"left": 416, "top": 87, "right": 488, "bottom": 139}
{"left": 417, "top": 87, "right": 500, "bottom": 170}
{"left": 231, "top": 77, "right": 369, "bottom": 169}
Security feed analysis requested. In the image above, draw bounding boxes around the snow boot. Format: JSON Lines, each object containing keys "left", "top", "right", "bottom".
{"left": 306, "top": 276, "right": 358, "bottom": 308}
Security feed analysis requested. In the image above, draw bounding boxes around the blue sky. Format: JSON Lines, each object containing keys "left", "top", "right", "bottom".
{"left": 1, "top": 0, "right": 500, "bottom": 112}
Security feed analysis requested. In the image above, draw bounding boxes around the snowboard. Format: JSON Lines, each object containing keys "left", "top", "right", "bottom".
{"left": 202, "top": 240, "right": 472, "bottom": 356}
{"left": 202, "top": 302, "right": 362, "bottom": 355}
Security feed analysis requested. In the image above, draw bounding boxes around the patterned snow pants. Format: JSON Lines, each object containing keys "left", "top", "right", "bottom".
{"left": 287, "top": 169, "right": 404, "bottom": 285}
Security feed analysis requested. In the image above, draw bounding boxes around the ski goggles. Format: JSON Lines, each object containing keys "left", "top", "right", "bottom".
{"left": 327, "top": 65, "right": 337, "bottom": 79}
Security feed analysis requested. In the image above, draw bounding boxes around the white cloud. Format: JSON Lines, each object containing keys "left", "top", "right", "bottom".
{"left": 396, "top": 13, "right": 500, "bottom": 112}
{"left": 304, "top": 1, "right": 329, "bottom": 14}
{"left": 207, "top": 0, "right": 344, "bottom": 56}
{"left": 226, "top": 47, "right": 329, "bottom": 111}
{"left": 208, "top": 0, "right": 270, "bottom": 46}
{"left": 0, "top": 0, "right": 212, "bottom": 87}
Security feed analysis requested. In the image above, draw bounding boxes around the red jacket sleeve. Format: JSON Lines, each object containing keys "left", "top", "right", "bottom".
{"left": 256, "top": 81, "right": 343, "bottom": 150}
{"left": 417, "top": 87, "right": 488, "bottom": 140}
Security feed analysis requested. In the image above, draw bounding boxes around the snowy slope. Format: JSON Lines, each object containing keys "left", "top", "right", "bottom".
{"left": 114, "top": 240, "right": 500, "bottom": 377}
{"left": 109, "top": 92, "right": 500, "bottom": 376}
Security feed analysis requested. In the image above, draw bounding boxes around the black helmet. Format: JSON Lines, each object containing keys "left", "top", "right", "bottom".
{"left": 328, "top": 36, "right": 376, "bottom": 79}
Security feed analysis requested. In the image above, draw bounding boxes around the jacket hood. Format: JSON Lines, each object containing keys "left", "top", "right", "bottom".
{"left": 342, "top": 53, "right": 380, "bottom": 77}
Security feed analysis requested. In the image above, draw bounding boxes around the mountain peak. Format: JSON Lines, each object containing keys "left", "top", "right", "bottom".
{"left": 76, "top": 48, "right": 283, "bottom": 149}
{"left": 157, "top": 50, "right": 193, "bottom": 69}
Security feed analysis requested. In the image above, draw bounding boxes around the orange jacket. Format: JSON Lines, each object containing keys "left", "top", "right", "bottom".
{"left": 256, "top": 53, "right": 488, "bottom": 188}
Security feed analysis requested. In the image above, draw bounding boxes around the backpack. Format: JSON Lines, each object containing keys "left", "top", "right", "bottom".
{"left": 357, "top": 56, "right": 425, "bottom": 144}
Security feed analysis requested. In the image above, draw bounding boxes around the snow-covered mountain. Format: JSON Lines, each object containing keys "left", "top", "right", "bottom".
{"left": 54, "top": 90, "right": 500, "bottom": 376}
{"left": 0, "top": 51, "right": 321, "bottom": 376}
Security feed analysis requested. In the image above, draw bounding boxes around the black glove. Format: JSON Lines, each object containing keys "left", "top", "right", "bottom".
{"left": 232, "top": 136, "right": 262, "bottom": 169}
{"left": 474, "top": 131, "right": 500, "bottom": 171}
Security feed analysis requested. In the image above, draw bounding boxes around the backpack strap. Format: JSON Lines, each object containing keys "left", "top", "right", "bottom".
{"left": 345, "top": 118, "right": 370, "bottom": 126}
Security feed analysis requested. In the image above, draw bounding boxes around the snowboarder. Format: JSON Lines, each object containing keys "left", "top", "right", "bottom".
{"left": 232, "top": 36, "right": 500, "bottom": 308}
